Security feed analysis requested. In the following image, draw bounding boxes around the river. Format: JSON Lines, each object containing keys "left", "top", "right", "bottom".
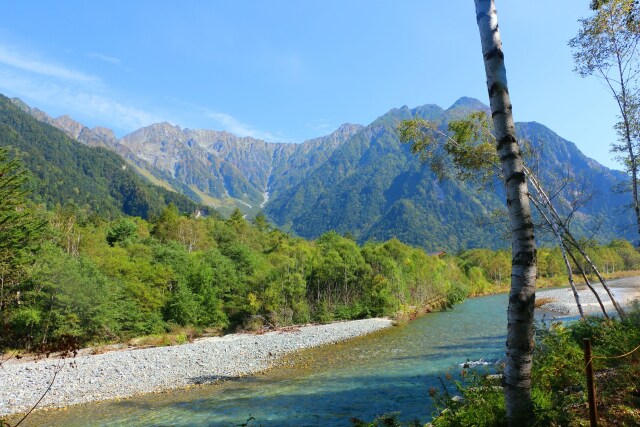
{"left": 19, "top": 294, "right": 530, "bottom": 426}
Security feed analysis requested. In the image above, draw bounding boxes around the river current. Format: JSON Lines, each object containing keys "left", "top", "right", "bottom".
{"left": 23, "top": 294, "right": 528, "bottom": 426}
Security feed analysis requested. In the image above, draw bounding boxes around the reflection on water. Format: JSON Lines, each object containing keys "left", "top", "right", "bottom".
{"left": 19, "top": 294, "right": 510, "bottom": 426}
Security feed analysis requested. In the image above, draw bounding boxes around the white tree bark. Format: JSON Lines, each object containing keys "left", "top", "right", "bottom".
{"left": 474, "top": 1, "right": 537, "bottom": 424}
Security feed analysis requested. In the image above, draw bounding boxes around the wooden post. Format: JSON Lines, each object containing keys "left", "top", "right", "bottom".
{"left": 583, "top": 338, "right": 598, "bottom": 426}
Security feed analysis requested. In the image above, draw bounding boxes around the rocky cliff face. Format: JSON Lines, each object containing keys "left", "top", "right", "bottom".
{"left": 115, "top": 121, "right": 363, "bottom": 211}
{"left": 14, "top": 95, "right": 362, "bottom": 215}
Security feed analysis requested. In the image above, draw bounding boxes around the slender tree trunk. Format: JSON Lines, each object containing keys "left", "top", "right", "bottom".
{"left": 557, "top": 240, "right": 584, "bottom": 318}
{"left": 474, "top": 1, "right": 537, "bottom": 424}
{"left": 565, "top": 238, "right": 627, "bottom": 320}
{"left": 624, "top": 122, "right": 640, "bottom": 238}
{"left": 528, "top": 196, "right": 585, "bottom": 318}
{"left": 565, "top": 247, "right": 611, "bottom": 320}
{"left": 615, "top": 45, "right": 640, "bottom": 238}
{"left": 524, "top": 165, "right": 625, "bottom": 319}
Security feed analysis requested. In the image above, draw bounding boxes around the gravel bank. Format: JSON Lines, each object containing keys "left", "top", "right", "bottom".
{"left": 537, "top": 277, "right": 640, "bottom": 316}
{"left": 0, "top": 318, "right": 393, "bottom": 416}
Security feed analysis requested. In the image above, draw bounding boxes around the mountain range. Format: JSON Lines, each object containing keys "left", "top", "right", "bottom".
{"left": 0, "top": 95, "right": 200, "bottom": 219}
{"left": 8, "top": 95, "right": 633, "bottom": 251}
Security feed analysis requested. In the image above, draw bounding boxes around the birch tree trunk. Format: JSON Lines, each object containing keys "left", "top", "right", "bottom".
{"left": 474, "top": 1, "right": 537, "bottom": 424}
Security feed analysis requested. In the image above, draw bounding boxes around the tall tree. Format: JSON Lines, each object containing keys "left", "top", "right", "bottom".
{"left": 398, "top": 112, "right": 626, "bottom": 321}
{"left": 570, "top": 0, "right": 640, "bottom": 239}
{"left": 0, "top": 148, "right": 44, "bottom": 345}
{"left": 474, "top": 1, "right": 537, "bottom": 424}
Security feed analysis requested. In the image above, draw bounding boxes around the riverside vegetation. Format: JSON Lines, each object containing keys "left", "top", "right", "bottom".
{"left": 2, "top": 141, "right": 640, "bottom": 425}
{"left": 352, "top": 303, "right": 640, "bottom": 427}
{"left": 0, "top": 196, "right": 474, "bottom": 353}
{"left": 418, "top": 304, "right": 640, "bottom": 427}
{"left": 2, "top": 143, "right": 640, "bottom": 354}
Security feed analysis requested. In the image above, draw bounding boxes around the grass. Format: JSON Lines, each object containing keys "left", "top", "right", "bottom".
{"left": 127, "top": 326, "right": 198, "bottom": 347}
{"left": 131, "top": 164, "right": 177, "bottom": 192}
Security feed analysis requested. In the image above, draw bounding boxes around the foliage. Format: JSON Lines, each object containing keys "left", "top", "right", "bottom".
{"left": 1, "top": 140, "right": 640, "bottom": 354}
{"left": 0, "top": 197, "right": 476, "bottom": 350}
{"left": 2, "top": 191, "right": 638, "bottom": 351}
{"left": 106, "top": 218, "right": 138, "bottom": 246}
{"left": 430, "top": 370, "right": 506, "bottom": 427}
{"left": 570, "top": 0, "right": 640, "bottom": 238}
{"left": 429, "top": 309, "right": 640, "bottom": 426}
{"left": 0, "top": 147, "right": 45, "bottom": 348}
{"left": 397, "top": 112, "right": 498, "bottom": 185}
{"left": 350, "top": 413, "right": 422, "bottom": 427}
{"left": 7, "top": 243, "right": 125, "bottom": 350}
{"left": 530, "top": 323, "right": 585, "bottom": 424}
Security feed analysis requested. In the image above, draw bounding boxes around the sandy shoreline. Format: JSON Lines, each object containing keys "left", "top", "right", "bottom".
{"left": 0, "top": 318, "right": 393, "bottom": 416}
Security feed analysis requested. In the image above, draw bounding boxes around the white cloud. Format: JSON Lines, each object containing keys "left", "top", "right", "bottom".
{"left": 0, "top": 41, "right": 282, "bottom": 139}
{"left": 0, "top": 70, "right": 161, "bottom": 131}
{"left": 86, "top": 52, "right": 130, "bottom": 71}
{"left": 0, "top": 42, "right": 162, "bottom": 132}
{"left": 205, "top": 110, "right": 284, "bottom": 142}
{"left": 87, "top": 52, "right": 121, "bottom": 65}
{"left": 306, "top": 118, "right": 334, "bottom": 135}
{"left": 0, "top": 44, "right": 98, "bottom": 83}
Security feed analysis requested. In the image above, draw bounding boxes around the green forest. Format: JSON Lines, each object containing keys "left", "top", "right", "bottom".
{"left": 0, "top": 95, "right": 200, "bottom": 220}
{"left": 2, "top": 142, "right": 639, "bottom": 353}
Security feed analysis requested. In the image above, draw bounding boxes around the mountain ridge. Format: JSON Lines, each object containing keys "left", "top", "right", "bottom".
{"left": 0, "top": 95, "right": 201, "bottom": 219}
{"left": 11, "top": 95, "right": 633, "bottom": 249}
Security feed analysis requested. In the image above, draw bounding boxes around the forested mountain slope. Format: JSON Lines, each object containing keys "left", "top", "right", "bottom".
{"left": 15, "top": 94, "right": 361, "bottom": 217}
{"left": 11, "top": 95, "right": 633, "bottom": 250}
{"left": 0, "top": 95, "right": 200, "bottom": 219}
{"left": 265, "top": 98, "right": 632, "bottom": 250}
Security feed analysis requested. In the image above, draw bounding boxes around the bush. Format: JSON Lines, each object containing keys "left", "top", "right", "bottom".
{"left": 430, "top": 370, "right": 506, "bottom": 427}
{"left": 429, "top": 312, "right": 640, "bottom": 426}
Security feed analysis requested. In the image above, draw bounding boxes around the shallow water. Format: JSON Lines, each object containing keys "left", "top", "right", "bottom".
{"left": 19, "top": 294, "right": 512, "bottom": 426}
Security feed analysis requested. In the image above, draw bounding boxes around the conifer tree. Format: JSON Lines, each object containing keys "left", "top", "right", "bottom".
{"left": 0, "top": 148, "right": 44, "bottom": 342}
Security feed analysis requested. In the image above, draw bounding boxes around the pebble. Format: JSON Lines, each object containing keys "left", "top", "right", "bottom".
{"left": 537, "top": 277, "right": 640, "bottom": 317}
{"left": 0, "top": 318, "right": 393, "bottom": 416}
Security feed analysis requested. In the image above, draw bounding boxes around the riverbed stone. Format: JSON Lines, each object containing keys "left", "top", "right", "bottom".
{"left": 0, "top": 318, "right": 392, "bottom": 416}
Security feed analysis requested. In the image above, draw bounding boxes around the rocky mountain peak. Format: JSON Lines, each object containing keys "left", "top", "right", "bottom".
{"left": 121, "top": 122, "right": 184, "bottom": 145}
{"left": 93, "top": 126, "right": 116, "bottom": 141}
{"left": 53, "top": 115, "right": 85, "bottom": 139}
{"left": 447, "top": 97, "right": 490, "bottom": 112}
{"left": 335, "top": 123, "right": 364, "bottom": 135}
{"left": 10, "top": 97, "right": 31, "bottom": 113}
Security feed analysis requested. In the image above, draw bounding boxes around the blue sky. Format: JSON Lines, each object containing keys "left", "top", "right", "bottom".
{"left": 0, "top": 1, "right": 624, "bottom": 169}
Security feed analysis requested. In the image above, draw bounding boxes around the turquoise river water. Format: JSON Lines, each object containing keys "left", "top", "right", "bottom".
{"left": 21, "top": 294, "right": 544, "bottom": 426}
